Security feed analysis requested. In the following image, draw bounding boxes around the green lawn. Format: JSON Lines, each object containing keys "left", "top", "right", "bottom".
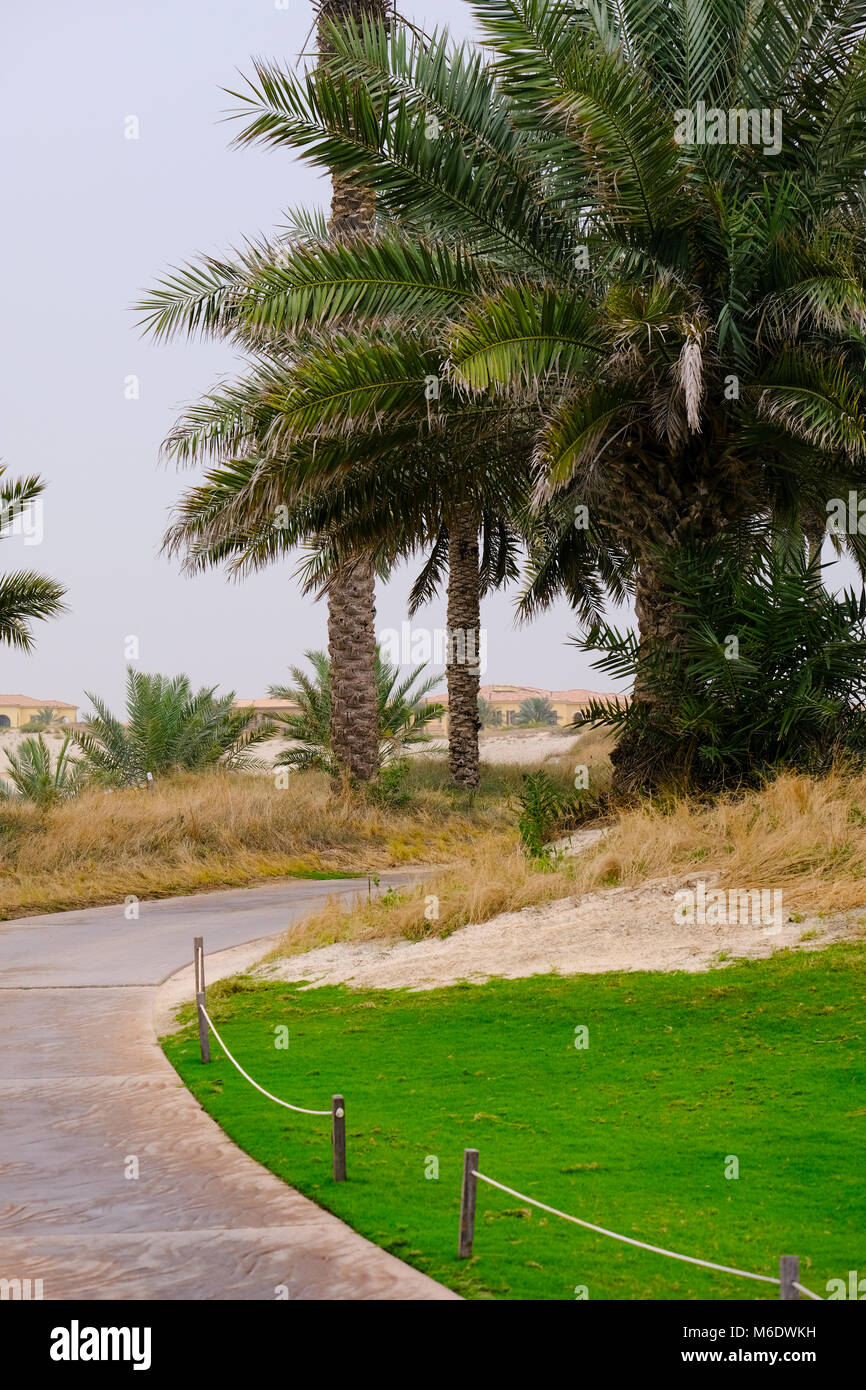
{"left": 162, "top": 943, "right": 866, "bottom": 1300}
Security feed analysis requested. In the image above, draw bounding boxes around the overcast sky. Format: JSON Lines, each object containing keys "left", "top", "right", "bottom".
{"left": 1, "top": 0, "right": 628, "bottom": 716}
{"left": 2, "top": 1, "right": 850, "bottom": 717}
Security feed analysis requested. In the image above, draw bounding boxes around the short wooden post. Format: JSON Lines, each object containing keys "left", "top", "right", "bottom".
{"left": 332, "top": 1095, "right": 346, "bottom": 1181}
{"left": 458, "top": 1148, "right": 479, "bottom": 1258}
{"left": 194, "top": 937, "right": 210, "bottom": 1064}
{"left": 780, "top": 1255, "right": 799, "bottom": 1300}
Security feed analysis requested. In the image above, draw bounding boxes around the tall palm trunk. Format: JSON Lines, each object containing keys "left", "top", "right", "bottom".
{"left": 318, "top": 0, "right": 387, "bottom": 784}
{"left": 609, "top": 455, "right": 730, "bottom": 793}
{"left": 608, "top": 557, "right": 681, "bottom": 794}
{"left": 445, "top": 511, "right": 482, "bottom": 788}
{"left": 328, "top": 560, "right": 379, "bottom": 782}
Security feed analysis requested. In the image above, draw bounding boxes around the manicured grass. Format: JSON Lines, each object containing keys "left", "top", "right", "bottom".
{"left": 162, "top": 944, "right": 866, "bottom": 1301}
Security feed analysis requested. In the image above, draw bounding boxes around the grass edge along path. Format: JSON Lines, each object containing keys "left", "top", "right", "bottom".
{"left": 162, "top": 942, "right": 866, "bottom": 1301}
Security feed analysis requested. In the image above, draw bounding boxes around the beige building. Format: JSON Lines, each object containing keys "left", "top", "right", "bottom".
{"left": 233, "top": 696, "right": 299, "bottom": 729}
{"left": 425, "top": 684, "right": 621, "bottom": 736}
{"left": 0, "top": 695, "right": 78, "bottom": 729}
{"left": 234, "top": 686, "right": 621, "bottom": 738}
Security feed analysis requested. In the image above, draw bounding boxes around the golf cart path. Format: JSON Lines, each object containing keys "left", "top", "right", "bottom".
{"left": 0, "top": 877, "right": 458, "bottom": 1300}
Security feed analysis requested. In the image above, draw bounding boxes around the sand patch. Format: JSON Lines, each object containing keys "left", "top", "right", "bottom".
{"left": 251, "top": 874, "right": 866, "bottom": 993}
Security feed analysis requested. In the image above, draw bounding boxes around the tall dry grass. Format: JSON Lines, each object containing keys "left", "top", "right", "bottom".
{"left": 0, "top": 762, "right": 525, "bottom": 919}
{"left": 0, "top": 729, "right": 612, "bottom": 919}
{"left": 269, "top": 768, "right": 866, "bottom": 958}
{"left": 269, "top": 839, "right": 571, "bottom": 955}
{"left": 581, "top": 769, "right": 866, "bottom": 911}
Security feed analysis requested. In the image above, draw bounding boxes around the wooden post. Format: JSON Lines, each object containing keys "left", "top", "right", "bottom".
{"left": 780, "top": 1255, "right": 799, "bottom": 1300}
{"left": 194, "top": 937, "right": 210, "bottom": 1064}
{"left": 332, "top": 1095, "right": 346, "bottom": 1182}
{"left": 458, "top": 1148, "right": 479, "bottom": 1259}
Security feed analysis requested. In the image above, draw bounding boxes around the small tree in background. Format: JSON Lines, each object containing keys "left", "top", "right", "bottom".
{"left": 0, "top": 733, "right": 84, "bottom": 807}
{"left": 271, "top": 647, "right": 444, "bottom": 775}
{"left": 478, "top": 697, "right": 502, "bottom": 728}
{"left": 76, "top": 669, "right": 270, "bottom": 786}
{"left": 515, "top": 697, "right": 558, "bottom": 727}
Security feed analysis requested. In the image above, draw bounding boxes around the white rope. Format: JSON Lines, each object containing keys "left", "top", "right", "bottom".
{"left": 792, "top": 1282, "right": 823, "bottom": 1301}
{"left": 474, "top": 1171, "right": 787, "bottom": 1287}
{"left": 200, "top": 1005, "right": 331, "bottom": 1116}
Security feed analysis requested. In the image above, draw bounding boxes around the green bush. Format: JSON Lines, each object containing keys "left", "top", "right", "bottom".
{"left": 577, "top": 542, "right": 866, "bottom": 791}
{"left": 0, "top": 733, "right": 84, "bottom": 807}
{"left": 370, "top": 758, "right": 413, "bottom": 808}
{"left": 516, "top": 770, "right": 574, "bottom": 858}
{"left": 76, "top": 668, "right": 269, "bottom": 787}
{"left": 271, "top": 648, "right": 444, "bottom": 775}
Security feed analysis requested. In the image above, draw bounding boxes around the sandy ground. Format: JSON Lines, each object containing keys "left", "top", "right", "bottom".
{"left": 250, "top": 872, "right": 866, "bottom": 994}
{"left": 0, "top": 726, "right": 578, "bottom": 779}
{"left": 253, "top": 726, "right": 578, "bottom": 770}
{"left": 0, "top": 727, "right": 72, "bottom": 776}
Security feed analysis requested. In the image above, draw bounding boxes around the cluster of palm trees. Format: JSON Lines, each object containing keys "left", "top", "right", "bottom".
{"left": 0, "top": 670, "right": 269, "bottom": 805}
{"left": 139, "top": 0, "right": 866, "bottom": 793}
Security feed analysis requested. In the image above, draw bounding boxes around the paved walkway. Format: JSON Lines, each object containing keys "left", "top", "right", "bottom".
{"left": 0, "top": 879, "right": 458, "bottom": 1300}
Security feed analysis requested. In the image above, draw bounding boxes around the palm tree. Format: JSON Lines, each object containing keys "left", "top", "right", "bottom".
{"left": 577, "top": 540, "right": 866, "bottom": 787}
{"left": 477, "top": 696, "right": 501, "bottom": 728}
{"left": 0, "top": 733, "right": 83, "bottom": 806}
{"left": 515, "top": 697, "right": 557, "bottom": 727}
{"left": 213, "top": 2, "right": 866, "bottom": 789}
{"left": 270, "top": 645, "right": 443, "bottom": 773}
{"left": 314, "top": 0, "right": 390, "bottom": 785}
{"left": 136, "top": 1, "right": 389, "bottom": 788}
{"left": 76, "top": 668, "right": 271, "bottom": 786}
{"left": 0, "top": 465, "right": 66, "bottom": 648}
{"left": 155, "top": 371, "right": 540, "bottom": 787}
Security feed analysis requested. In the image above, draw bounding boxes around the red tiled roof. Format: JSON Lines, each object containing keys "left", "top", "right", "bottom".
{"left": 0, "top": 694, "right": 77, "bottom": 708}
{"left": 428, "top": 685, "right": 622, "bottom": 706}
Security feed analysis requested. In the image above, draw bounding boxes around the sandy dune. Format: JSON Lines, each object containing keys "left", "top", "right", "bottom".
{"left": 253, "top": 873, "right": 866, "bottom": 994}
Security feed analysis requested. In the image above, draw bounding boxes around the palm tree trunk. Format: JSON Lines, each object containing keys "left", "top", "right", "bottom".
{"left": 328, "top": 560, "right": 380, "bottom": 782}
{"left": 445, "top": 511, "right": 482, "bottom": 788}
{"left": 609, "top": 555, "right": 685, "bottom": 794}
{"left": 318, "top": 0, "right": 388, "bottom": 784}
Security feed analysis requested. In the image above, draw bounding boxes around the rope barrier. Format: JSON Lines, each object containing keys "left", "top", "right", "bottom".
{"left": 793, "top": 1282, "right": 823, "bottom": 1301}
{"left": 199, "top": 1005, "right": 331, "bottom": 1116}
{"left": 193, "top": 940, "right": 824, "bottom": 1293}
{"left": 472, "top": 1170, "right": 823, "bottom": 1299}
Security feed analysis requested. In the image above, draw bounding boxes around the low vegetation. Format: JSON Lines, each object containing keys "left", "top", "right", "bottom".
{"left": 268, "top": 765, "right": 866, "bottom": 959}
{"left": 77, "top": 667, "right": 269, "bottom": 786}
{"left": 270, "top": 647, "right": 444, "bottom": 775}
{"left": 0, "top": 732, "right": 84, "bottom": 807}
{"left": 0, "top": 758, "right": 538, "bottom": 919}
{"left": 163, "top": 944, "right": 866, "bottom": 1301}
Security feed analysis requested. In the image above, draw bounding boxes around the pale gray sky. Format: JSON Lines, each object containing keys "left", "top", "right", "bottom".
{"left": 2, "top": 0, "right": 623, "bottom": 716}
{"left": 2, "top": 1, "right": 847, "bottom": 718}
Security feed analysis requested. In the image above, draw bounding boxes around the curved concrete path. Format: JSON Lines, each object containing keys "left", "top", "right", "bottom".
{"left": 0, "top": 878, "right": 458, "bottom": 1300}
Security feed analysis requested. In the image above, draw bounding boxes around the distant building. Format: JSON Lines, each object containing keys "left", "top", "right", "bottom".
{"left": 0, "top": 695, "right": 78, "bottom": 729}
{"left": 232, "top": 696, "right": 298, "bottom": 730}
{"left": 422, "top": 684, "right": 621, "bottom": 736}
{"left": 233, "top": 685, "right": 622, "bottom": 738}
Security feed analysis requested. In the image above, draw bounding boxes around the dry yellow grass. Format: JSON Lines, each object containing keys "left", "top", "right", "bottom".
{"left": 0, "top": 766, "right": 519, "bottom": 919}
{"left": 267, "top": 838, "right": 571, "bottom": 956}
{"left": 269, "top": 768, "right": 866, "bottom": 958}
{"left": 582, "top": 768, "right": 866, "bottom": 911}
